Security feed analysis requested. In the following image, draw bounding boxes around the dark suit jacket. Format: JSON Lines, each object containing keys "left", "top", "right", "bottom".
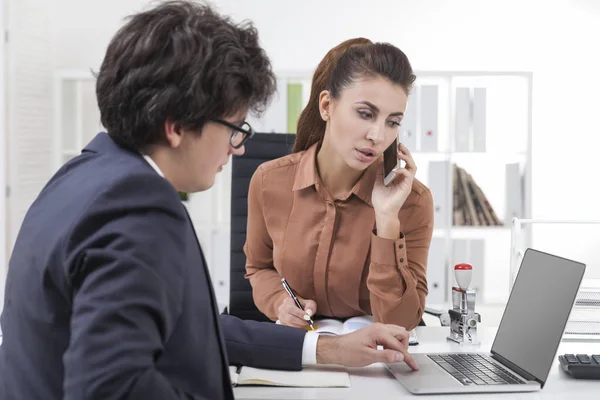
{"left": 0, "top": 132, "right": 306, "bottom": 400}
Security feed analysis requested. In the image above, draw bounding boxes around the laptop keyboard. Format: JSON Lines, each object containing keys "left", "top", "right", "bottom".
{"left": 428, "top": 354, "right": 527, "bottom": 386}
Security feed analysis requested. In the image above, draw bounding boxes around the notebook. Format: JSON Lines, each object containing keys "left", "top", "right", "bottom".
{"left": 229, "top": 365, "right": 351, "bottom": 387}
{"left": 309, "top": 315, "right": 419, "bottom": 345}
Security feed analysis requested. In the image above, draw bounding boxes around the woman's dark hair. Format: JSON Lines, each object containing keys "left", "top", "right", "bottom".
{"left": 293, "top": 38, "right": 416, "bottom": 153}
{"left": 95, "top": 0, "right": 276, "bottom": 150}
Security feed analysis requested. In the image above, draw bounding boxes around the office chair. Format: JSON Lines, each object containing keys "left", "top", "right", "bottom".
{"left": 227, "top": 132, "right": 444, "bottom": 327}
{"left": 228, "top": 133, "right": 296, "bottom": 321}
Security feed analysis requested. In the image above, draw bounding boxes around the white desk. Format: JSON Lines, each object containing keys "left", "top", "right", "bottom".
{"left": 234, "top": 327, "right": 600, "bottom": 399}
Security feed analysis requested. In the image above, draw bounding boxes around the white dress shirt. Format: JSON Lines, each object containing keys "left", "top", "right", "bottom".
{"left": 141, "top": 154, "right": 319, "bottom": 365}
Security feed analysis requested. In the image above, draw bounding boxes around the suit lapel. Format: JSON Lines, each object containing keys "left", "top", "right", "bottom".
{"left": 180, "top": 204, "right": 233, "bottom": 398}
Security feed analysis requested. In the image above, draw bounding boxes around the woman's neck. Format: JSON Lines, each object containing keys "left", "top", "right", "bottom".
{"left": 316, "top": 139, "right": 363, "bottom": 199}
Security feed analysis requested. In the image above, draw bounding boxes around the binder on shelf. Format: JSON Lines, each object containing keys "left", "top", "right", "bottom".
{"left": 286, "top": 82, "right": 303, "bottom": 134}
{"left": 472, "top": 87, "right": 487, "bottom": 152}
{"left": 457, "top": 167, "right": 479, "bottom": 226}
{"left": 454, "top": 87, "right": 471, "bottom": 152}
{"left": 428, "top": 161, "right": 450, "bottom": 229}
{"left": 470, "top": 176, "right": 502, "bottom": 225}
{"left": 465, "top": 172, "right": 488, "bottom": 225}
{"left": 400, "top": 92, "right": 418, "bottom": 151}
{"left": 504, "top": 163, "right": 523, "bottom": 224}
{"left": 452, "top": 164, "right": 502, "bottom": 226}
{"left": 419, "top": 85, "right": 438, "bottom": 152}
{"left": 427, "top": 237, "right": 447, "bottom": 304}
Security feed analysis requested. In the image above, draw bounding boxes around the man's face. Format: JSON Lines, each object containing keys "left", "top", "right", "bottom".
{"left": 176, "top": 110, "right": 247, "bottom": 192}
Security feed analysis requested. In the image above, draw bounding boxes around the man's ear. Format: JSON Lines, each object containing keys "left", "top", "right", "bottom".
{"left": 164, "top": 119, "right": 183, "bottom": 148}
{"left": 319, "top": 90, "right": 332, "bottom": 121}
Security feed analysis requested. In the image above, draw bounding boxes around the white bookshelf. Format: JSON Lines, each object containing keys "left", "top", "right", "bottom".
{"left": 268, "top": 70, "right": 533, "bottom": 307}
{"left": 52, "top": 69, "right": 532, "bottom": 310}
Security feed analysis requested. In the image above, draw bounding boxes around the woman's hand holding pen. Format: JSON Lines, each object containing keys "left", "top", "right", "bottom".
{"left": 278, "top": 296, "right": 317, "bottom": 328}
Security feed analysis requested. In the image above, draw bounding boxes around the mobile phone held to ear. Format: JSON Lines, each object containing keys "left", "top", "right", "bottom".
{"left": 383, "top": 138, "right": 400, "bottom": 186}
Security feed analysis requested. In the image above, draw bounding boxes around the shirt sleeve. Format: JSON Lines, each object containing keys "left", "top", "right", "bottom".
{"left": 366, "top": 188, "right": 434, "bottom": 330}
{"left": 220, "top": 314, "right": 306, "bottom": 371}
{"left": 301, "top": 332, "right": 319, "bottom": 366}
{"left": 243, "top": 166, "right": 288, "bottom": 320}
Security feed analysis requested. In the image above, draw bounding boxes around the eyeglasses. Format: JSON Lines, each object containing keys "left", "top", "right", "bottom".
{"left": 211, "top": 119, "right": 255, "bottom": 149}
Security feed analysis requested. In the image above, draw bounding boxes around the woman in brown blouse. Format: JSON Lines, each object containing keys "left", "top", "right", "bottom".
{"left": 244, "top": 38, "right": 434, "bottom": 331}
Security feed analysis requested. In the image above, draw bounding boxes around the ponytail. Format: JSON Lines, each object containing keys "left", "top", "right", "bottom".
{"left": 293, "top": 38, "right": 372, "bottom": 152}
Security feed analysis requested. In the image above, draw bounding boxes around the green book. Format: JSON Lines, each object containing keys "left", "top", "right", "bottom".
{"left": 287, "top": 83, "right": 303, "bottom": 134}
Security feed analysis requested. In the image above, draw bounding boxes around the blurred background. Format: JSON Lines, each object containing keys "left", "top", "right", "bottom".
{"left": 1, "top": 0, "right": 600, "bottom": 320}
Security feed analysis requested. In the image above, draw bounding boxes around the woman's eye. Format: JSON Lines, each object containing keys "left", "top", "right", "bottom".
{"left": 358, "top": 110, "right": 373, "bottom": 119}
{"left": 387, "top": 120, "right": 401, "bottom": 127}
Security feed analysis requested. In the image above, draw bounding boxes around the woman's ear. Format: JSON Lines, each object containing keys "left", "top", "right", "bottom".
{"left": 319, "top": 90, "right": 331, "bottom": 121}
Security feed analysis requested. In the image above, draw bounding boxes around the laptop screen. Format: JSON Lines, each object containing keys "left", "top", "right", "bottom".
{"left": 491, "top": 249, "right": 585, "bottom": 384}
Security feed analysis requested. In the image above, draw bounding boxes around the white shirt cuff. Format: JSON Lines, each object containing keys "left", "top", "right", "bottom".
{"left": 301, "top": 332, "right": 319, "bottom": 366}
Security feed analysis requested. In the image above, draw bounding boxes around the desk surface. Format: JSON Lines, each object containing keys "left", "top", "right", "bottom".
{"left": 234, "top": 327, "right": 600, "bottom": 399}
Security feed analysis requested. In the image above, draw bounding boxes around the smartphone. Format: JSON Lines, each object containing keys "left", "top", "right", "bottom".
{"left": 383, "top": 138, "right": 400, "bottom": 186}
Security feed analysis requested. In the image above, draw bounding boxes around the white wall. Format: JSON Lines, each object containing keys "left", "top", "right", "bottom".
{"left": 44, "top": 0, "right": 600, "bottom": 295}
{"left": 6, "top": 0, "right": 54, "bottom": 250}
{"left": 1, "top": 0, "right": 592, "bottom": 300}
{"left": 1, "top": 0, "right": 54, "bottom": 315}
{"left": 1, "top": 0, "right": 7, "bottom": 310}
{"left": 50, "top": 0, "right": 600, "bottom": 218}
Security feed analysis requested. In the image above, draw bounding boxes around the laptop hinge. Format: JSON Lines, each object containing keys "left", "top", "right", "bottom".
{"left": 490, "top": 351, "right": 543, "bottom": 386}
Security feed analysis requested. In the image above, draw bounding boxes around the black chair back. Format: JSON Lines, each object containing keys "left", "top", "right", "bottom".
{"left": 229, "top": 133, "right": 296, "bottom": 321}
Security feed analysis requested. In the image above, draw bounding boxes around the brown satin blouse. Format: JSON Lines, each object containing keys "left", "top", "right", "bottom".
{"left": 244, "top": 143, "right": 434, "bottom": 330}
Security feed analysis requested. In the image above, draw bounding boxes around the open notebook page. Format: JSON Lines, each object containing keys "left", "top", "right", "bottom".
{"left": 229, "top": 365, "right": 350, "bottom": 387}
{"left": 314, "top": 315, "right": 419, "bottom": 345}
{"left": 277, "top": 316, "right": 418, "bottom": 344}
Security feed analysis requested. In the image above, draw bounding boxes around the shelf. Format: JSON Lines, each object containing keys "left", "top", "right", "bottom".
{"left": 412, "top": 152, "right": 527, "bottom": 168}
{"left": 412, "top": 150, "right": 527, "bottom": 155}
{"left": 449, "top": 152, "right": 527, "bottom": 164}
{"left": 410, "top": 152, "right": 451, "bottom": 161}
{"left": 433, "top": 226, "right": 511, "bottom": 239}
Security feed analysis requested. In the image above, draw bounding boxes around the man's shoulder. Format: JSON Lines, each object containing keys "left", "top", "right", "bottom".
{"left": 31, "top": 150, "right": 187, "bottom": 253}
{"left": 68, "top": 149, "right": 182, "bottom": 211}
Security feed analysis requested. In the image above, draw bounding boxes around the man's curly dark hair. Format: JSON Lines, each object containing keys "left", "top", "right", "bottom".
{"left": 95, "top": 0, "right": 276, "bottom": 150}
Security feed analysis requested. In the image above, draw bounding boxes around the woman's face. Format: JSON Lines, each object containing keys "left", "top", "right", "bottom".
{"left": 320, "top": 76, "right": 408, "bottom": 171}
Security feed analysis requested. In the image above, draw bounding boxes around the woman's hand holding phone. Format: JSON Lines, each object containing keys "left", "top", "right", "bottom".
{"left": 371, "top": 142, "right": 417, "bottom": 239}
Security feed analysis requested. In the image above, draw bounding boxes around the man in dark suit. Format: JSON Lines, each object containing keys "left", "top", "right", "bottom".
{"left": 0, "top": 1, "right": 417, "bottom": 399}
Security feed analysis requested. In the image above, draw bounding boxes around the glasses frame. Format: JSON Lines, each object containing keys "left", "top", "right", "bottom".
{"left": 211, "top": 119, "right": 255, "bottom": 149}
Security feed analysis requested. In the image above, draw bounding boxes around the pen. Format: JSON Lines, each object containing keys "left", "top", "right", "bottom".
{"left": 281, "top": 278, "right": 315, "bottom": 331}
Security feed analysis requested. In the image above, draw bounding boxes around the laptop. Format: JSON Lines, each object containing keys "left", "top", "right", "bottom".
{"left": 386, "top": 248, "right": 586, "bottom": 394}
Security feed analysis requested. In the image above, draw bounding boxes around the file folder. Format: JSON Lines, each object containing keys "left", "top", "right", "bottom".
{"left": 428, "top": 161, "right": 451, "bottom": 229}
{"left": 472, "top": 88, "right": 487, "bottom": 152}
{"left": 400, "top": 92, "right": 418, "bottom": 151}
{"left": 427, "top": 237, "right": 447, "bottom": 304}
{"left": 454, "top": 87, "right": 471, "bottom": 152}
{"left": 420, "top": 85, "right": 438, "bottom": 151}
